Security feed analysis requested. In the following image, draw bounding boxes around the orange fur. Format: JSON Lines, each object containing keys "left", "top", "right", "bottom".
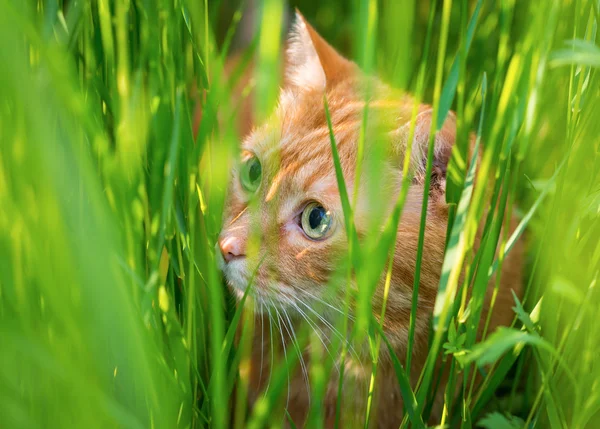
{"left": 215, "top": 12, "right": 522, "bottom": 428}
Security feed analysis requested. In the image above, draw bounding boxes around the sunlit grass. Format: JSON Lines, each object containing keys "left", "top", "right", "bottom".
{"left": 0, "top": 0, "right": 599, "bottom": 428}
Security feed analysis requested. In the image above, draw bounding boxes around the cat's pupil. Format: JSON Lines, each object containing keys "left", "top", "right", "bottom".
{"left": 249, "top": 159, "right": 261, "bottom": 183}
{"left": 309, "top": 206, "right": 325, "bottom": 229}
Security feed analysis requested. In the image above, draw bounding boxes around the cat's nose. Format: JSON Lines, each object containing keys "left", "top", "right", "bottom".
{"left": 218, "top": 236, "right": 245, "bottom": 262}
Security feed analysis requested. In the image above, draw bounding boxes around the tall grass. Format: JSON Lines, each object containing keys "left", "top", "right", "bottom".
{"left": 0, "top": 0, "right": 599, "bottom": 428}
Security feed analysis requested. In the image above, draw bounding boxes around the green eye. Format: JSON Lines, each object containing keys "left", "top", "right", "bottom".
{"left": 301, "top": 202, "right": 332, "bottom": 240}
{"left": 240, "top": 154, "right": 262, "bottom": 192}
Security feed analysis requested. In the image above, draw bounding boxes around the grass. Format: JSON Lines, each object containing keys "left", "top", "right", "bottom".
{"left": 0, "top": 0, "right": 599, "bottom": 428}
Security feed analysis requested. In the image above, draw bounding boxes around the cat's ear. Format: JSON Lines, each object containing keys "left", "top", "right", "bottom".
{"left": 285, "top": 10, "right": 355, "bottom": 90}
{"left": 391, "top": 109, "right": 457, "bottom": 188}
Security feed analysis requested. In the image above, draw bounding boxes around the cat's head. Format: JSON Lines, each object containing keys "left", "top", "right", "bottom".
{"left": 217, "top": 12, "right": 456, "bottom": 320}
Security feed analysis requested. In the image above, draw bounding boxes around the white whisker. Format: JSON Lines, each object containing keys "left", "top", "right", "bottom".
{"left": 281, "top": 306, "right": 311, "bottom": 406}
{"left": 285, "top": 298, "right": 340, "bottom": 373}
{"left": 298, "top": 288, "right": 356, "bottom": 322}
{"left": 272, "top": 301, "right": 291, "bottom": 413}
{"left": 264, "top": 306, "right": 275, "bottom": 394}
{"left": 258, "top": 302, "right": 265, "bottom": 387}
{"left": 297, "top": 299, "right": 364, "bottom": 369}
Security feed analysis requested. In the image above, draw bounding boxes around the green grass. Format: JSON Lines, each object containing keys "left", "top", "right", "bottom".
{"left": 1, "top": 0, "right": 599, "bottom": 428}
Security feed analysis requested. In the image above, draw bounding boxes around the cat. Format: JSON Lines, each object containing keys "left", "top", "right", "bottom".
{"left": 216, "top": 11, "right": 522, "bottom": 428}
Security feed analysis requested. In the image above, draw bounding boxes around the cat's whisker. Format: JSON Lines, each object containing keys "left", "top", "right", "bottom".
{"left": 297, "top": 288, "right": 356, "bottom": 321}
{"left": 281, "top": 306, "right": 311, "bottom": 407}
{"left": 271, "top": 301, "right": 291, "bottom": 413}
{"left": 296, "top": 298, "right": 348, "bottom": 344}
{"left": 264, "top": 306, "right": 275, "bottom": 395}
{"left": 300, "top": 289, "right": 362, "bottom": 366}
{"left": 285, "top": 298, "right": 340, "bottom": 373}
{"left": 258, "top": 302, "right": 265, "bottom": 388}
{"left": 296, "top": 298, "right": 364, "bottom": 369}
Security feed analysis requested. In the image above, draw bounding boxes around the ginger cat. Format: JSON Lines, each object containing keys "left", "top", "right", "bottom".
{"left": 216, "top": 12, "right": 522, "bottom": 428}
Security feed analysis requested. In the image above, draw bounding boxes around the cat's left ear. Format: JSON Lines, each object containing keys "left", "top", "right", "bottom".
{"left": 285, "top": 10, "right": 356, "bottom": 90}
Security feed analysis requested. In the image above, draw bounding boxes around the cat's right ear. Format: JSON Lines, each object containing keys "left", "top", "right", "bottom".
{"left": 391, "top": 109, "right": 457, "bottom": 190}
{"left": 285, "top": 10, "right": 355, "bottom": 91}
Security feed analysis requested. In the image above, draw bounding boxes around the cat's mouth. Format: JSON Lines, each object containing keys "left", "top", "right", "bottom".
{"left": 216, "top": 245, "right": 301, "bottom": 312}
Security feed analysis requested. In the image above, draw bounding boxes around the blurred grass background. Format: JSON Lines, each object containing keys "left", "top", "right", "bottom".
{"left": 0, "top": 0, "right": 599, "bottom": 428}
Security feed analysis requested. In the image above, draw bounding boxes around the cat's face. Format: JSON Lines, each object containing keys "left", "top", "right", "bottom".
{"left": 218, "top": 82, "right": 368, "bottom": 311}
{"left": 218, "top": 13, "right": 454, "bottom": 322}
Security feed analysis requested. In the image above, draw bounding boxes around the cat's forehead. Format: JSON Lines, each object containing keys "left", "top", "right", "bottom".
{"left": 243, "top": 88, "right": 364, "bottom": 161}
{"left": 239, "top": 83, "right": 406, "bottom": 205}
{"left": 237, "top": 106, "right": 361, "bottom": 217}
{"left": 243, "top": 123, "right": 349, "bottom": 196}
{"left": 243, "top": 110, "right": 361, "bottom": 187}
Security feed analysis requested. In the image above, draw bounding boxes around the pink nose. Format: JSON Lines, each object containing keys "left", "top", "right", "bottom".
{"left": 218, "top": 236, "right": 245, "bottom": 262}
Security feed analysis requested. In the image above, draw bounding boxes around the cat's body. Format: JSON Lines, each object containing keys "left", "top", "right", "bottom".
{"left": 214, "top": 12, "right": 522, "bottom": 428}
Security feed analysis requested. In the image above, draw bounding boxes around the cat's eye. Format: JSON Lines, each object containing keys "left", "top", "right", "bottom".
{"left": 301, "top": 202, "right": 332, "bottom": 240}
{"left": 240, "top": 154, "right": 262, "bottom": 193}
